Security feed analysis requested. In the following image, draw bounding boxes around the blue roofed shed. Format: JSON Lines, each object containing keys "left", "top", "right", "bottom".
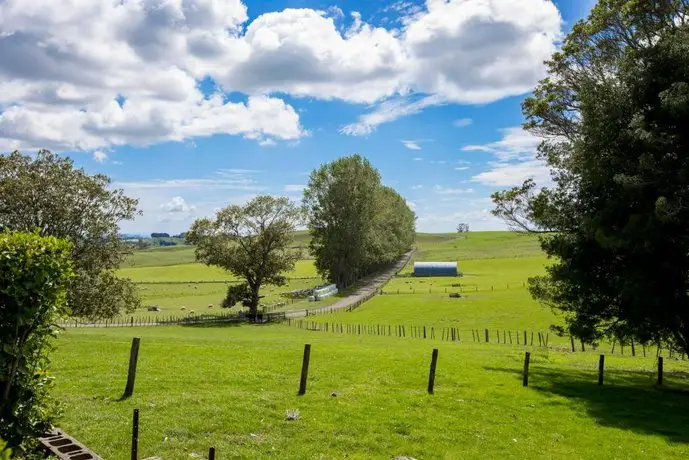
{"left": 413, "top": 261, "right": 458, "bottom": 277}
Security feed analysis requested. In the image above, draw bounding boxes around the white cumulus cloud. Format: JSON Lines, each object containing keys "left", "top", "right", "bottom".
{"left": 0, "top": 0, "right": 563, "bottom": 150}
{"left": 162, "top": 196, "right": 196, "bottom": 213}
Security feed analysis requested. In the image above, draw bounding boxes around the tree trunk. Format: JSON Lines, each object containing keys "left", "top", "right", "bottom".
{"left": 248, "top": 285, "right": 260, "bottom": 320}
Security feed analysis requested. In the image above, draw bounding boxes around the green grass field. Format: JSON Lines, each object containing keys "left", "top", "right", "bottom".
{"left": 52, "top": 326, "right": 689, "bottom": 459}
{"left": 51, "top": 232, "right": 689, "bottom": 458}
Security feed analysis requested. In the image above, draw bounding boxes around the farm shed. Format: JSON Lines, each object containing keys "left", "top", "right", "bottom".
{"left": 413, "top": 261, "right": 458, "bottom": 277}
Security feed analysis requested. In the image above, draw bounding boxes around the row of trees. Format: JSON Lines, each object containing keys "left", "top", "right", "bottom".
{"left": 490, "top": 1, "right": 689, "bottom": 356}
{"left": 303, "top": 155, "right": 416, "bottom": 288}
{"left": 188, "top": 155, "right": 416, "bottom": 317}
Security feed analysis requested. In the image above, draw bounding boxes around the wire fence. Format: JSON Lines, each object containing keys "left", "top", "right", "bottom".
{"left": 379, "top": 282, "right": 527, "bottom": 295}
{"left": 56, "top": 310, "right": 289, "bottom": 328}
{"left": 285, "top": 319, "right": 686, "bottom": 359}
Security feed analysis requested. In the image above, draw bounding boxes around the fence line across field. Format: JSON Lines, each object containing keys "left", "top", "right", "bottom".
{"left": 284, "top": 319, "right": 686, "bottom": 360}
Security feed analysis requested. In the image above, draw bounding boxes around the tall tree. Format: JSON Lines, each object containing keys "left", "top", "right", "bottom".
{"left": 0, "top": 150, "right": 141, "bottom": 319}
{"left": 303, "top": 155, "right": 415, "bottom": 287}
{"left": 186, "top": 195, "right": 302, "bottom": 317}
{"left": 491, "top": 1, "right": 689, "bottom": 353}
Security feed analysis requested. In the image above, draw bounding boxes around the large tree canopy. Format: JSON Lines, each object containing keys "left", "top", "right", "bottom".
{"left": 0, "top": 150, "right": 141, "bottom": 319}
{"left": 491, "top": 0, "right": 689, "bottom": 353}
{"left": 186, "top": 195, "right": 303, "bottom": 317}
{"left": 303, "top": 155, "right": 415, "bottom": 287}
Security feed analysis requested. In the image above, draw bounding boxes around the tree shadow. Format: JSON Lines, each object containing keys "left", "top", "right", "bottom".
{"left": 485, "top": 365, "right": 689, "bottom": 443}
{"left": 180, "top": 319, "right": 243, "bottom": 328}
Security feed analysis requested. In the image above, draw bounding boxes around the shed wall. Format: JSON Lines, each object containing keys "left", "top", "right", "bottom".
{"left": 413, "top": 262, "right": 458, "bottom": 277}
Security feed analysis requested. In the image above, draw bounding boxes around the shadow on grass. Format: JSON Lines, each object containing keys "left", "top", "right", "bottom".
{"left": 179, "top": 319, "right": 243, "bottom": 328}
{"left": 486, "top": 365, "right": 689, "bottom": 443}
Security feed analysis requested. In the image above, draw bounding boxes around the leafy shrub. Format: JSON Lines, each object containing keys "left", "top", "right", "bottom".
{"left": 0, "top": 438, "right": 11, "bottom": 460}
{"left": 0, "top": 231, "right": 73, "bottom": 453}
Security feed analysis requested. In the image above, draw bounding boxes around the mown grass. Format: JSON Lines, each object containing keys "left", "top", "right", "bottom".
{"left": 52, "top": 325, "right": 689, "bottom": 459}
{"left": 118, "top": 259, "right": 320, "bottom": 283}
{"left": 52, "top": 231, "right": 689, "bottom": 458}
{"left": 123, "top": 278, "right": 330, "bottom": 318}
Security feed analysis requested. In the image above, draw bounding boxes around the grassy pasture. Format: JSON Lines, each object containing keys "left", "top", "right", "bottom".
{"left": 51, "top": 231, "right": 689, "bottom": 457}
{"left": 52, "top": 326, "right": 689, "bottom": 459}
{"left": 119, "top": 259, "right": 320, "bottom": 283}
{"left": 129, "top": 278, "right": 339, "bottom": 317}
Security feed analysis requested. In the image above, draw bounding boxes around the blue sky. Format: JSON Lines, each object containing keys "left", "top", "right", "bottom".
{"left": 0, "top": 0, "right": 596, "bottom": 234}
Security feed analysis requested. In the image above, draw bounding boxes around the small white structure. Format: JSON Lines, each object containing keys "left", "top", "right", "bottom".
{"left": 313, "top": 283, "right": 338, "bottom": 301}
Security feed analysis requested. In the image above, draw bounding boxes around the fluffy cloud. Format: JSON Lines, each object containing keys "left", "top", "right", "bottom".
{"left": 463, "top": 127, "right": 541, "bottom": 160}
{"left": 92, "top": 150, "right": 108, "bottom": 163}
{"left": 162, "top": 196, "right": 196, "bottom": 213}
{"left": 0, "top": 0, "right": 562, "bottom": 150}
{"left": 472, "top": 159, "right": 551, "bottom": 187}
{"left": 468, "top": 127, "right": 552, "bottom": 187}
{"left": 0, "top": 0, "right": 302, "bottom": 151}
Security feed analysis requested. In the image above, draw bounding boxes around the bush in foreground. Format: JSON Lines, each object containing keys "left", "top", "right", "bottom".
{"left": 0, "top": 231, "right": 73, "bottom": 453}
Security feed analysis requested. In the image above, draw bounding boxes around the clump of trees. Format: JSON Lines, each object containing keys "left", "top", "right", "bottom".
{"left": 456, "top": 223, "right": 469, "bottom": 234}
{"left": 0, "top": 150, "right": 141, "bottom": 319}
{"left": 490, "top": 1, "right": 689, "bottom": 355}
{"left": 303, "top": 155, "right": 415, "bottom": 287}
{"left": 186, "top": 195, "right": 303, "bottom": 318}
{"left": 0, "top": 231, "right": 74, "bottom": 453}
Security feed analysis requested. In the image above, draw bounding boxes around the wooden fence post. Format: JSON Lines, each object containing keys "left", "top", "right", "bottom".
{"left": 131, "top": 408, "right": 139, "bottom": 460}
{"left": 523, "top": 330, "right": 527, "bottom": 346}
{"left": 657, "top": 356, "right": 663, "bottom": 386}
{"left": 298, "top": 344, "right": 311, "bottom": 395}
{"left": 428, "top": 348, "right": 439, "bottom": 394}
{"left": 523, "top": 352, "right": 531, "bottom": 387}
{"left": 598, "top": 355, "right": 605, "bottom": 386}
{"left": 208, "top": 447, "right": 216, "bottom": 460}
{"left": 484, "top": 329, "right": 489, "bottom": 343}
{"left": 123, "top": 337, "right": 141, "bottom": 398}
